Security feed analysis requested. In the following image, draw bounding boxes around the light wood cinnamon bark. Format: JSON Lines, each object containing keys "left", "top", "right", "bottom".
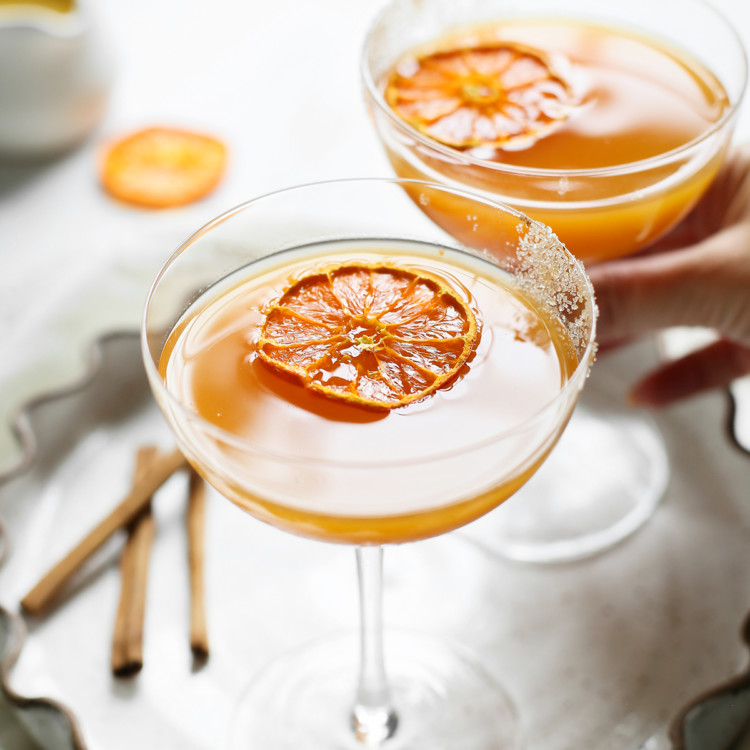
{"left": 21, "top": 447, "right": 187, "bottom": 617}
{"left": 187, "top": 469, "right": 209, "bottom": 662}
{"left": 111, "top": 447, "right": 157, "bottom": 676}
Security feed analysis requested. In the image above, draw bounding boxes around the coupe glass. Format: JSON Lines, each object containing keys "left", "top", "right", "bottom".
{"left": 362, "top": 0, "right": 747, "bottom": 562}
{"left": 141, "top": 178, "right": 596, "bottom": 749}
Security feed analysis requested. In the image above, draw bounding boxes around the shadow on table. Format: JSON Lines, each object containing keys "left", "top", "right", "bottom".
{"left": 0, "top": 696, "right": 44, "bottom": 750}
{"left": 0, "top": 156, "right": 65, "bottom": 198}
{"left": 670, "top": 613, "right": 750, "bottom": 750}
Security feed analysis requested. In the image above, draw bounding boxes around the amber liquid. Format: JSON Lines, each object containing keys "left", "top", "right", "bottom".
{"left": 378, "top": 21, "right": 731, "bottom": 263}
{"left": 0, "top": 0, "right": 74, "bottom": 13}
{"left": 159, "top": 240, "right": 579, "bottom": 544}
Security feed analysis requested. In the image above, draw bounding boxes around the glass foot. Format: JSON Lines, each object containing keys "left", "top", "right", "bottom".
{"left": 461, "top": 375, "right": 669, "bottom": 564}
{"left": 228, "top": 630, "right": 517, "bottom": 749}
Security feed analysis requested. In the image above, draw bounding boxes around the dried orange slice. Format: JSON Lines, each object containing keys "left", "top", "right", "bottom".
{"left": 258, "top": 262, "right": 479, "bottom": 410}
{"left": 101, "top": 127, "right": 227, "bottom": 208}
{"left": 384, "top": 41, "right": 577, "bottom": 150}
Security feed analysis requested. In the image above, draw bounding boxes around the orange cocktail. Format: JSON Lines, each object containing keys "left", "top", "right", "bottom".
{"left": 141, "top": 179, "right": 597, "bottom": 749}
{"left": 158, "top": 238, "right": 580, "bottom": 545}
{"left": 363, "top": 0, "right": 746, "bottom": 263}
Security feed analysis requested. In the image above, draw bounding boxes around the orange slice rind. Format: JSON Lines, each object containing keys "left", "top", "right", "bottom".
{"left": 258, "top": 262, "right": 479, "bottom": 410}
{"left": 384, "top": 41, "right": 577, "bottom": 151}
{"left": 100, "top": 127, "right": 227, "bottom": 208}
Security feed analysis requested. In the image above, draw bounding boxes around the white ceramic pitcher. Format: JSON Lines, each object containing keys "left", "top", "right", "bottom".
{"left": 0, "top": 0, "right": 114, "bottom": 159}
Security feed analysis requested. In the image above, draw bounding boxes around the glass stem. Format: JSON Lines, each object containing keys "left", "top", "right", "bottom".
{"left": 352, "top": 545, "right": 398, "bottom": 745}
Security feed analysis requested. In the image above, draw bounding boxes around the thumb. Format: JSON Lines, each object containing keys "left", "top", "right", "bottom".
{"left": 587, "top": 225, "right": 750, "bottom": 346}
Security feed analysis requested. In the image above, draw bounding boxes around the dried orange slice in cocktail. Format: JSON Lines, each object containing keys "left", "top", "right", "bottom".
{"left": 258, "top": 262, "right": 478, "bottom": 410}
{"left": 384, "top": 41, "right": 576, "bottom": 150}
{"left": 101, "top": 127, "right": 227, "bottom": 208}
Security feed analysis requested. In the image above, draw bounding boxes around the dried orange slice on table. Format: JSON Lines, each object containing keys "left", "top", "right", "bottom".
{"left": 101, "top": 127, "right": 227, "bottom": 208}
{"left": 259, "top": 262, "right": 479, "bottom": 410}
{"left": 384, "top": 41, "right": 577, "bottom": 150}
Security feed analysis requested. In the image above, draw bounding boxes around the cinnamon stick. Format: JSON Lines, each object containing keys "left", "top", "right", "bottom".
{"left": 111, "top": 447, "right": 158, "bottom": 676}
{"left": 21, "top": 447, "right": 187, "bottom": 617}
{"left": 187, "top": 469, "right": 209, "bottom": 662}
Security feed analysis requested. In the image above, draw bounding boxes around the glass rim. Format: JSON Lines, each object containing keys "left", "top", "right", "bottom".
{"left": 140, "top": 176, "right": 597, "bottom": 469}
{"left": 360, "top": 0, "right": 749, "bottom": 180}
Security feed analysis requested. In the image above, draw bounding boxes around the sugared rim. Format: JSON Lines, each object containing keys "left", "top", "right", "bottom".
{"left": 140, "top": 177, "right": 597, "bottom": 468}
{"left": 361, "top": 0, "right": 748, "bottom": 179}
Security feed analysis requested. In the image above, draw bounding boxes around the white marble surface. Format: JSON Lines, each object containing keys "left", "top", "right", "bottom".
{"left": 1, "top": 0, "right": 749, "bottom": 747}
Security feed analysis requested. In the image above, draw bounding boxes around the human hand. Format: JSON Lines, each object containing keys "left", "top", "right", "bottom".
{"left": 586, "top": 144, "right": 750, "bottom": 407}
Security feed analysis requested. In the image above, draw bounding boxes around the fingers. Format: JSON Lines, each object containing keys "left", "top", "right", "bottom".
{"left": 629, "top": 339, "right": 750, "bottom": 407}
{"left": 588, "top": 225, "right": 750, "bottom": 346}
{"left": 584, "top": 145, "right": 750, "bottom": 406}
{"left": 588, "top": 242, "right": 709, "bottom": 343}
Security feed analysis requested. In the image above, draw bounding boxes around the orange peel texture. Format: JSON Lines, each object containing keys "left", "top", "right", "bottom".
{"left": 100, "top": 127, "right": 227, "bottom": 208}
{"left": 258, "top": 262, "right": 479, "bottom": 410}
{"left": 384, "top": 41, "right": 577, "bottom": 151}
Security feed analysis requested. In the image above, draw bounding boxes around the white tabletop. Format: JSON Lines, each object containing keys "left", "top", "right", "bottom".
{"left": 1, "top": 0, "right": 749, "bottom": 747}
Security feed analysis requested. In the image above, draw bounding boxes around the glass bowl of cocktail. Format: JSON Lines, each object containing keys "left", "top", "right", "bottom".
{"left": 362, "top": 0, "right": 747, "bottom": 561}
{"left": 141, "top": 178, "right": 596, "bottom": 749}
